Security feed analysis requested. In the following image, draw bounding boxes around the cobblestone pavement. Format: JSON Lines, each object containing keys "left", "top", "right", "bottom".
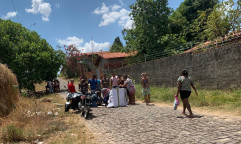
{"left": 85, "top": 104, "right": 241, "bottom": 144}
{"left": 58, "top": 78, "right": 241, "bottom": 144}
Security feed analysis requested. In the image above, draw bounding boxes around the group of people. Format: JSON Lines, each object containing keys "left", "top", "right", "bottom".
{"left": 46, "top": 79, "right": 60, "bottom": 93}
{"left": 78, "top": 73, "right": 137, "bottom": 105}
{"left": 74, "top": 72, "right": 154, "bottom": 107}
{"left": 67, "top": 69, "right": 198, "bottom": 118}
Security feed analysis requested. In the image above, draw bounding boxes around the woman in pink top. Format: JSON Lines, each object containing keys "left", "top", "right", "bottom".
{"left": 111, "top": 73, "right": 118, "bottom": 88}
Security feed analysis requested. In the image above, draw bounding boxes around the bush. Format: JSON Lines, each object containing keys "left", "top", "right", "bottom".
{"left": 1, "top": 125, "right": 25, "bottom": 142}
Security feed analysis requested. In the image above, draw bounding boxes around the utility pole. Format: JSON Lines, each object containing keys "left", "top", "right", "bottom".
{"left": 28, "top": 23, "right": 36, "bottom": 29}
{"left": 91, "top": 36, "right": 94, "bottom": 67}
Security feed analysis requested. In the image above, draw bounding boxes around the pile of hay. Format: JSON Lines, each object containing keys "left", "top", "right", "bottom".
{"left": 0, "top": 63, "right": 20, "bottom": 117}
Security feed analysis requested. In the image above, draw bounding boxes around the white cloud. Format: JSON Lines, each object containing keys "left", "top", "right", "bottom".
{"left": 57, "top": 36, "right": 84, "bottom": 47}
{"left": 3, "top": 11, "right": 17, "bottom": 19}
{"left": 111, "top": 4, "right": 121, "bottom": 11}
{"left": 93, "top": 3, "right": 109, "bottom": 15}
{"left": 25, "top": 0, "right": 51, "bottom": 21}
{"left": 57, "top": 36, "right": 111, "bottom": 53}
{"left": 55, "top": 3, "right": 60, "bottom": 9}
{"left": 119, "top": 0, "right": 125, "bottom": 6}
{"left": 93, "top": 3, "right": 134, "bottom": 29}
{"left": 80, "top": 41, "right": 111, "bottom": 53}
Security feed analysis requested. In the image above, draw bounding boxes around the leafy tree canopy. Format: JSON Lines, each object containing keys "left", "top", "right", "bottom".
{"left": 170, "top": 0, "right": 218, "bottom": 41}
{"left": 0, "top": 19, "right": 65, "bottom": 91}
{"left": 202, "top": 0, "right": 241, "bottom": 40}
{"left": 124, "top": 0, "right": 171, "bottom": 56}
{"left": 110, "top": 37, "right": 125, "bottom": 52}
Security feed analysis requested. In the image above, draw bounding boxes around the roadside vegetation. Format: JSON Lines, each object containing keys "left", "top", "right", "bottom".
{"left": 0, "top": 19, "right": 65, "bottom": 91}
{"left": 0, "top": 84, "right": 94, "bottom": 144}
{"left": 123, "top": 0, "right": 241, "bottom": 63}
{"left": 135, "top": 84, "right": 241, "bottom": 115}
{"left": 0, "top": 64, "right": 20, "bottom": 117}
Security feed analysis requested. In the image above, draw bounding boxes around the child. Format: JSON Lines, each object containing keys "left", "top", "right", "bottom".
{"left": 141, "top": 73, "right": 151, "bottom": 105}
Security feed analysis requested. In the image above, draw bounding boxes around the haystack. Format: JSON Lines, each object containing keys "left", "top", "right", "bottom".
{"left": 0, "top": 63, "right": 20, "bottom": 117}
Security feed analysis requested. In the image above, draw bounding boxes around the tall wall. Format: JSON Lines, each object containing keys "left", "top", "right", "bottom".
{"left": 105, "top": 43, "right": 241, "bottom": 89}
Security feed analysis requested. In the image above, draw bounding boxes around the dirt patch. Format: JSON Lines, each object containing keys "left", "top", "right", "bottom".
{"left": 0, "top": 94, "right": 95, "bottom": 143}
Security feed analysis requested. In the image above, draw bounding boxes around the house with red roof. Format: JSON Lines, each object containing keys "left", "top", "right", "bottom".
{"left": 78, "top": 51, "right": 135, "bottom": 79}
{"left": 81, "top": 51, "right": 135, "bottom": 70}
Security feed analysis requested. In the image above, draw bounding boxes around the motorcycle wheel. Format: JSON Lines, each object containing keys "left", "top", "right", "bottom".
{"left": 83, "top": 107, "right": 89, "bottom": 119}
{"left": 65, "top": 104, "right": 70, "bottom": 112}
{"left": 77, "top": 102, "right": 82, "bottom": 111}
{"left": 78, "top": 102, "right": 84, "bottom": 115}
{"left": 87, "top": 106, "right": 90, "bottom": 111}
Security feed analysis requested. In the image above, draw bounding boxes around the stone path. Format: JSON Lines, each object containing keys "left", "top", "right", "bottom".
{"left": 85, "top": 104, "right": 241, "bottom": 144}
{"left": 58, "top": 78, "right": 241, "bottom": 144}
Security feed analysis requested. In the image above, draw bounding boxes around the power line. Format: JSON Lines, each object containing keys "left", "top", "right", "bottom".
{"left": 11, "top": 0, "right": 20, "bottom": 23}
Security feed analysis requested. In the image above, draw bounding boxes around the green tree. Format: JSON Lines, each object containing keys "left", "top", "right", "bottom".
{"left": 170, "top": 0, "right": 218, "bottom": 41}
{"left": 124, "top": 0, "right": 171, "bottom": 56}
{"left": 189, "top": 9, "right": 213, "bottom": 41}
{"left": 0, "top": 19, "right": 65, "bottom": 91}
{"left": 203, "top": 0, "right": 241, "bottom": 40}
{"left": 110, "top": 37, "right": 125, "bottom": 52}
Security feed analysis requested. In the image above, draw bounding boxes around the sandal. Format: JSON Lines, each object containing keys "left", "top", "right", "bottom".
{"left": 182, "top": 112, "right": 187, "bottom": 116}
{"left": 186, "top": 114, "right": 194, "bottom": 118}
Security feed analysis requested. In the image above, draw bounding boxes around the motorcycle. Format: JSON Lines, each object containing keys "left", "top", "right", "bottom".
{"left": 79, "top": 92, "right": 92, "bottom": 119}
{"left": 65, "top": 92, "right": 82, "bottom": 112}
{"left": 79, "top": 90, "right": 102, "bottom": 119}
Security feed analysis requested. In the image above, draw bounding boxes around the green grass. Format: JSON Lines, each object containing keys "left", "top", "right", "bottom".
{"left": 135, "top": 84, "right": 241, "bottom": 113}
{"left": 1, "top": 125, "right": 25, "bottom": 143}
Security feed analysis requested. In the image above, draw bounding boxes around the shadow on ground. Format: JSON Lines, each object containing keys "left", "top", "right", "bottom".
{"left": 176, "top": 115, "right": 204, "bottom": 119}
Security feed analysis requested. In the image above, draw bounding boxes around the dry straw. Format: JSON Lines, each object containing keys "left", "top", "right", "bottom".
{"left": 0, "top": 63, "right": 20, "bottom": 117}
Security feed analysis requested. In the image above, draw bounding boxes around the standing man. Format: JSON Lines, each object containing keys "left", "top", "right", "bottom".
{"left": 48, "top": 80, "right": 53, "bottom": 93}
{"left": 101, "top": 74, "right": 110, "bottom": 89}
{"left": 88, "top": 75, "right": 98, "bottom": 91}
{"left": 68, "top": 79, "right": 76, "bottom": 93}
{"left": 79, "top": 77, "right": 88, "bottom": 95}
{"left": 111, "top": 73, "right": 118, "bottom": 88}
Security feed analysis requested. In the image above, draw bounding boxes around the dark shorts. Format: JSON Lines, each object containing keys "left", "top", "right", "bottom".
{"left": 180, "top": 90, "right": 191, "bottom": 100}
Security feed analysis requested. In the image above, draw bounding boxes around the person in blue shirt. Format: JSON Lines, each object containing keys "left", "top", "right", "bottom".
{"left": 97, "top": 78, "right": 101, "bottom": 91}
{"left": 88, "top": 75, "right": 97, "bottom": 91}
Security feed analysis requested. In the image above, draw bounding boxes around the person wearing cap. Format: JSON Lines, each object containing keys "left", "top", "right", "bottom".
{"left": 176, "top": 70, "right": 198, "bottom": 118}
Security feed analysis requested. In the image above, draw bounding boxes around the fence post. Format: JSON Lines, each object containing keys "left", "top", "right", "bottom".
{"left": 144, "top": 54, "right": 146, "bottom": 63}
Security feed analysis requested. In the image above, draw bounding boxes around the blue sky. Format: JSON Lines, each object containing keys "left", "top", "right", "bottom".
{"left": 0, "top": 0, "right": 184, "bottom": 53}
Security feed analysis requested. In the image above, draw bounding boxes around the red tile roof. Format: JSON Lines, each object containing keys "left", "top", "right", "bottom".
{"left": 184, "top": 29, "right": 241, "bottom": 53}
{"left": 101, "top": 52, "right": 133, "bottom": 59}
{"left": 81, "top": 51, "right": 136, "bottom": 59}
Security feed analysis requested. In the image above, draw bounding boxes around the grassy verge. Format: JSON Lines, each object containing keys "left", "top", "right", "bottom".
{"left": 135, "top": 84, "right": 241, "bottom": 114}
{"left": 0, "top": 84, "right": 95, "bottom": 144}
